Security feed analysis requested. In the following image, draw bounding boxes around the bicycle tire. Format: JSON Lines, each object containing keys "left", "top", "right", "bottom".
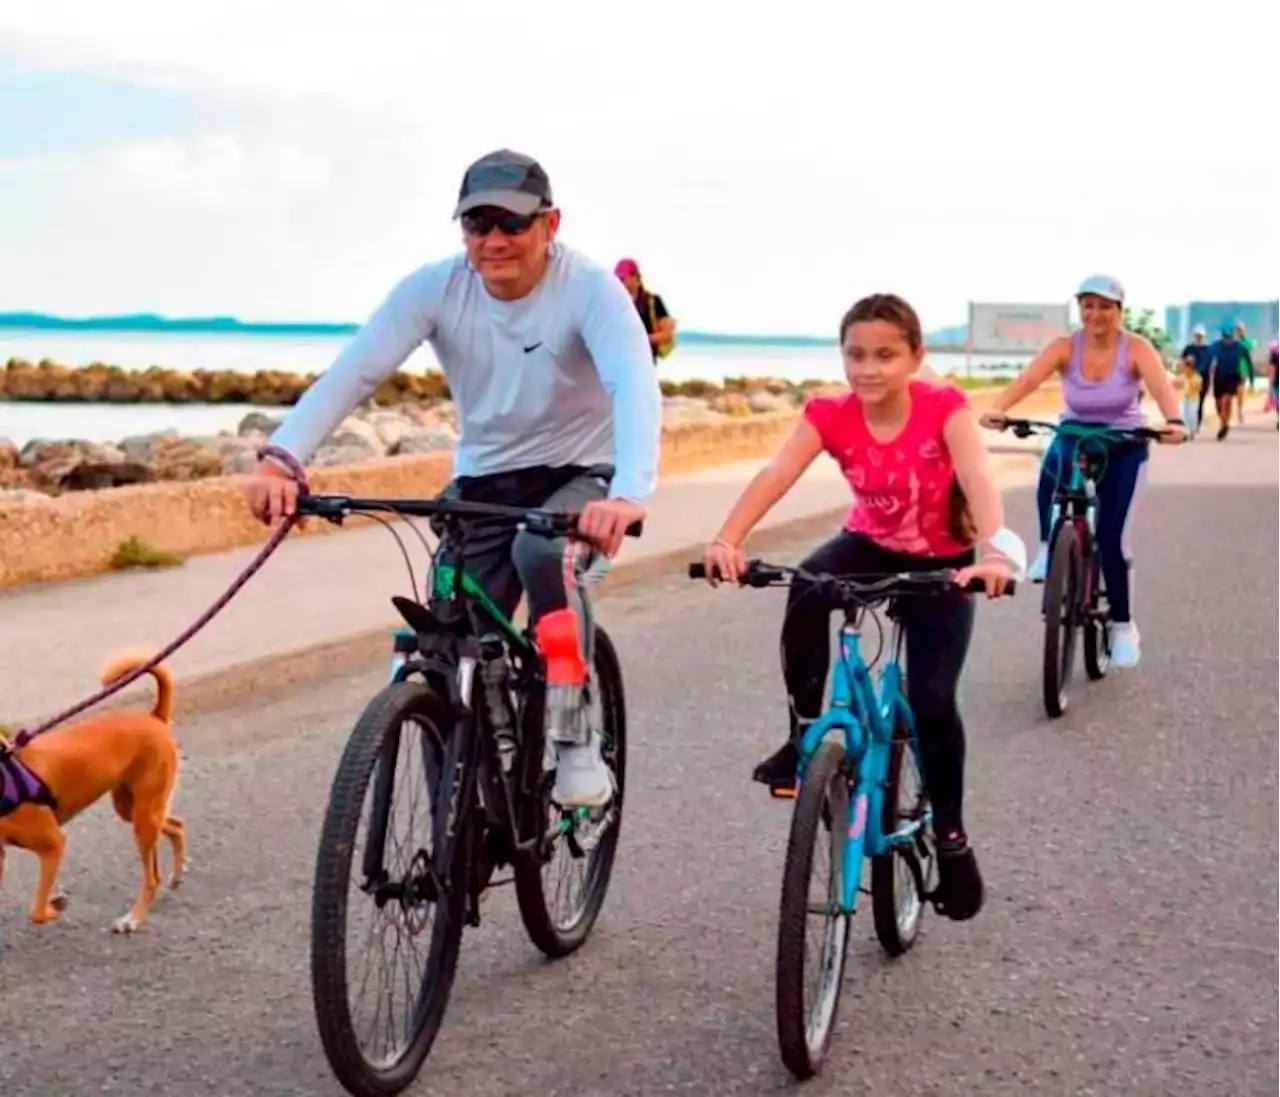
{"left": 1042, "top": 522, "right": 1082, "bottom": 719}
{"left": 1082, "top": 551, "right": 1110, "bottom": 680}
{"left": 870, "top": 724, "right": 932, "bottom": 956}
{"left": 311, "top": 680, "right": 467, "bottom": 1097}
{"left": 515, "top": 624, "right": 628, "bottom": 958}
{"left": 776, "top": 737, "right": 853, "bottom": 1080}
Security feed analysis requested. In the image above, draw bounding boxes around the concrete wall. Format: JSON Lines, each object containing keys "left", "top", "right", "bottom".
{"left": 0, "top": 383, "right": 1063, "bottom": 590}
{"left": 0, "top": 413, "right": 806, "bottom": 588}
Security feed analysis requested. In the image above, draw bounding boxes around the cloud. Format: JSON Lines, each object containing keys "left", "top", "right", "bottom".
{"left": 1, "top": 1, "right": 1277, "bottom": 332}
{"left": 92, "top": 134, "right": 332, "bottom": 214}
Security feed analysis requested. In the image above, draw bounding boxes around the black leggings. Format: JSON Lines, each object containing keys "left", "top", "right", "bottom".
{"left": 781, "top": 532, "right": 976, "bottom": 837}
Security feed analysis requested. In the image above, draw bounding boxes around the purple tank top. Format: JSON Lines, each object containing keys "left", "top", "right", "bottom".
{"left": 1061, "top": 331, "right": 1144, "bottom": 428}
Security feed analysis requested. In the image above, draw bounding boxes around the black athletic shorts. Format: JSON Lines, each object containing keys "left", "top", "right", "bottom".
{"left": 1213, "top": 373, "right": 1241, "bottom": 399}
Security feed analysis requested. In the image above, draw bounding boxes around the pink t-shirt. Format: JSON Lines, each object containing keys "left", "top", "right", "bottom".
{"left": 803, "top": 379, "right": 972, "bottom": 559}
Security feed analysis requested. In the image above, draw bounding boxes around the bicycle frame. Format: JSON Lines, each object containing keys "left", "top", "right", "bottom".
{"left": 795, "top": 609, "right": 925, "bottom": 917}
{"left": 363, "top": 522, "right": 559, "bottom": 917}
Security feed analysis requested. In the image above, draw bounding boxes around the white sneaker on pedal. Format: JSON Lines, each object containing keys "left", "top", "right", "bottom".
{"left": 552, "top": 734, "right": 615, "bottom": 809}
{"left": 1028, "top": 542, "right": 1049, "bottom": 583}
{"left": 1109, "top": 621, "right": 1141, "bottom": 668}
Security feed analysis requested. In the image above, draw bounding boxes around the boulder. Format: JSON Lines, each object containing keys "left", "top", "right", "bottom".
{"left": 237, "top": 411, "right": 283, "bottom": 437}
{"left": 311, "top": 440, "right": 382, "bottom": 467}
{"left": 151, "top": 437, "right": 225, "bottom": 482}
{"left": 709, "top": 392, "right": 752, "bottom": 417}
{"left": 393, "top": 427, "right": 458, "bottom": 455}
{"left": 747, "top": 390, "right": 792, "bottom": 413}
{"left": 119, "top": 429, "right": 182, "bottom": 464}
{"left": 16, "top": 440, "right": 141, "bottom": 491}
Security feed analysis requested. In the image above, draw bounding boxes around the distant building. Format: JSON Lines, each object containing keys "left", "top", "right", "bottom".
{"left": 1165, "top": 300, "right": 1279, "bottom": 359}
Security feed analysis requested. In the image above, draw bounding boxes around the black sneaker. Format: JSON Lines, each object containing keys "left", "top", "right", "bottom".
{"left": 933, "top": 831, "right": 985, "bottom": 921}
{"left": 752, "top": 740, "right": 799, "bottom": 791}
{"left": 1217, "top": 422, "right": 1229, "bottom": 441}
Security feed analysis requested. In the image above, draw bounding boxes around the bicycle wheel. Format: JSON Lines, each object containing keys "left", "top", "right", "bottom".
{"left": 1042, "top": 521, "right": 1082, "bottom": 719}
{"left": 870, "top": 723, "right": 934, "bottom": 956}
{"left": 515, "top": 624, "right": 627, "bottom": 958}
{"left": 311, "top": 681, "right": 467, "bottom": 1097}
{"left": 1083, "top": 553, "right": 1111, "bottom": 680}
{"left": 775, "top": 737, "right": 853, "bottom": 1080}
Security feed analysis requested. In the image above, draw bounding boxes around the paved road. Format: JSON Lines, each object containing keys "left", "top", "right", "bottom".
{"left": 2, "top": 426, "right": 1276, "bottom": 1096}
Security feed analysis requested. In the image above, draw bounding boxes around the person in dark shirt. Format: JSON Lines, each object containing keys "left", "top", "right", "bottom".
{"left": 1180, "top": 325, "right": 1213, "bottom": 427}
{"left": 1206, "top": 324, "right": 1251, "bottom": 440}
{"left": 615, "top": 258, "right": 676, "bottom": 362}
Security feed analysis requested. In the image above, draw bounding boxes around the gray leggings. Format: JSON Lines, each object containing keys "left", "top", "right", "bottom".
{"left": 434, "top": 463, "right": 611, "bottom": 657}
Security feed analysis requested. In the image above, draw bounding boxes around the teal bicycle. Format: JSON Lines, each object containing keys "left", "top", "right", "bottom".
{"left": 986, "top": 416, "right": 1162, "bottom": 718}
{"left": 689, "top": 558, "right": 1015, "bottom": 1079}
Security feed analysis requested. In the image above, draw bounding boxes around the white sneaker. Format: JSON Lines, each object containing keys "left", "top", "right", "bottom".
{"left": 1109, "top": 621, "right": 1141, "bottom": 669}
{"left": 552, "top": 734, "right": 615, "bottom": 809}
{"left": 1028, "top": 543, "right": 1049, "bottom": 583}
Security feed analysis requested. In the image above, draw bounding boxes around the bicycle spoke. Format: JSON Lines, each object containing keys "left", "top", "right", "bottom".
{"left": 344, "top": 716, "right": 440, "bottom": 1068}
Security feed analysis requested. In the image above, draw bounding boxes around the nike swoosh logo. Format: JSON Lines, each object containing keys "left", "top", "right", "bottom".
{"left": 523, "top": 342, "right": 543, "bottom": 353}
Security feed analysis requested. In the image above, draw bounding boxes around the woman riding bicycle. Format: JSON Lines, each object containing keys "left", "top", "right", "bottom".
{"left": 980, "top": 275, "right": 1187, "bottom": 669}
{"left": 700, "top": 293, "right": 1025, "bottom": 922}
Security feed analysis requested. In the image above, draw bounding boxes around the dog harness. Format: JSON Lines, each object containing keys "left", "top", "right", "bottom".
{"left": 0, "top": 749, "right": 57, "bottom": 818}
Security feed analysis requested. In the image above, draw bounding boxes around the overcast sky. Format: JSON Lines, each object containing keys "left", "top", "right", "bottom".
{"left": 1, "top": 1, "right": 1277, "bottom": 336}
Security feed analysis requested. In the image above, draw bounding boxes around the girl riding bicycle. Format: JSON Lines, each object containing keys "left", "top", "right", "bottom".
{"left": 700, "top": 293, "right": 1025, "bottom": 922}
{"left": 980, "top": 275, "right": 1188, "bottom": 669}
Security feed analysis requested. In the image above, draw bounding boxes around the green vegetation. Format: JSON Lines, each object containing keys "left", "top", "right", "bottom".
{"left": 109, "top": 536, "right": 186, "bottom": 571}
{"left": 1124, "top": 308, "right": 1177, "bottom": 366}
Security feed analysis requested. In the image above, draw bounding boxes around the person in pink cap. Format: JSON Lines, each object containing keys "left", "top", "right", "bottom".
{"left": 615, "top": 258, "right": 676, "bottom": 362}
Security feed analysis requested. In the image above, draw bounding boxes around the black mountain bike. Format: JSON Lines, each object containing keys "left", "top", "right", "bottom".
{"left": 988, "top": 416, "right": 1161, "bottom": 717}
{"left": 297, "top": 490, "right": 639, "bottom": 1097}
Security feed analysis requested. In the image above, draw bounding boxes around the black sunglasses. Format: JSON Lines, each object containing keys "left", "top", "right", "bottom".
{"left": 461, "top": 207, "right": 544, "bottom": 237}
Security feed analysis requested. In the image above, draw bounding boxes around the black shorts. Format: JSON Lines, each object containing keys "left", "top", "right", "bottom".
{"left": 1213, "top": 373, "right": 1241, "bottom": 399}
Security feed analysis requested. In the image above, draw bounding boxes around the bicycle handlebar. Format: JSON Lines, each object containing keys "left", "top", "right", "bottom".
{"left": 987, "top": 416, "right": 1166, "bottom": 443}
{"left": 687, "top": 559, "right": 1015, "bottom": 598}
{"left": 296, "top": 492, "right": 644, "bottom": 539}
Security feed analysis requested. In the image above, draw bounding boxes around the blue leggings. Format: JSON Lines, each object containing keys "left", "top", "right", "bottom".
{"left": 1036, "top": 435, "right": 1148, "bottom": 623}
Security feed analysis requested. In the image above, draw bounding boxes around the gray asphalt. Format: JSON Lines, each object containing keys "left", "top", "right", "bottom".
{"left": 2, "top": 426, "right": 1277, "bottom": 1097}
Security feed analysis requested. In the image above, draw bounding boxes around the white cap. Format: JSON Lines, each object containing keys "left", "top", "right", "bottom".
{"left": 1076, "top": 274, "right": 1125, "bottom": 303}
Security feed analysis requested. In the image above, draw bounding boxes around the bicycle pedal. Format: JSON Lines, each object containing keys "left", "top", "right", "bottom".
{"left": 768, "top": 785, "right": 798, "bottom": 800}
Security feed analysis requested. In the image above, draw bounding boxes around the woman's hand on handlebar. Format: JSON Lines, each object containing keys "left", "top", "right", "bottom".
{"left": 1155, "top": 421, "right": 1189, "bottom": 445}
{"left": 978, "top": 411, "right": 1009, "bottom": 431}
{"left": 702, "top": 537, "right": 748, "bottom": 587}
{"left": 245, "top": 459, "right": 304, "bottom": 527}
{"left": 952, "top": 555, "right": 1016, "bottom": 599}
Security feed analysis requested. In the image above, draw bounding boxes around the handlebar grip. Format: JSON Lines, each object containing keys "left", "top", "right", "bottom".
{"left": 626, "top": 519, "right": 644, "bottom": 538}
{"left": 688, "top": 562, "right": 706, "bottom": 580}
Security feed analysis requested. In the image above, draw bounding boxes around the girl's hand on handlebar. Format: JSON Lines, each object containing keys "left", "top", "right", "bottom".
{"left": 702, "top": 538, "right": 747, "bottom": 587}
{"left": 979, "top": 411, "right": 1009, "bottom": 430}
{"left": 1157, "top": 422, "right": 1189, "bottom": 445}
{"left": 953, "top": 556, "right": 1015, "bottom": 598}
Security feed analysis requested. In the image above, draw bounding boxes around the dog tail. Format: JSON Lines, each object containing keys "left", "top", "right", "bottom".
{"left": 100, "top": 652, "right": 175, "bottom": 725}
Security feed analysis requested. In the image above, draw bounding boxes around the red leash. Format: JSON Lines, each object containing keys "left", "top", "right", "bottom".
{"left": 8, "top": 447, "right": 310, "bottom": 750}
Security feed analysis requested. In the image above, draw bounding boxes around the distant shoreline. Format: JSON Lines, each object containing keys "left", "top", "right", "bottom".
{"left": 0, "top": 311, "right": 968, "bottom": 349}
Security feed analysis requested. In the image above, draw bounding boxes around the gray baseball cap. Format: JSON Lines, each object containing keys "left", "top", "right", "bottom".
{"left": 1076, "top": 274, "right": 1125, "bottom": 303}
{"left": 452, "top": 149, "right": 554, "bottom": 218}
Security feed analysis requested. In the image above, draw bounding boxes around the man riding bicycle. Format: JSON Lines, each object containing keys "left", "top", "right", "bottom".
{"left": 243, "top": 148, "right": 663, "bottom": 810}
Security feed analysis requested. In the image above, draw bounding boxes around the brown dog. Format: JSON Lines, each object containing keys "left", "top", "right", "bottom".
{"left": 0, "top": 653, "right": 187, "bottom": 933}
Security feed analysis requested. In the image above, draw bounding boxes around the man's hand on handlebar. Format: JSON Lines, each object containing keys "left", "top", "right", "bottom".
{"left": 578, "top": 498, "right": 646, "bottom": 559}
{"left": 245, "top": 458, "right": 305, "bottom": 528}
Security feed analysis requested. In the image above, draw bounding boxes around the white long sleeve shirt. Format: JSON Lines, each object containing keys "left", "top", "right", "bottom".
{"left": 267, "top": 243, "right": 664, "bottom": 503}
